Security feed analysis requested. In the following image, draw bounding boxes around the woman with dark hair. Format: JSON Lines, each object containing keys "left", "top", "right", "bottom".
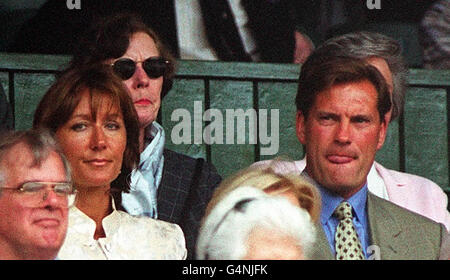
{"left": 33, "top": 65, "right": 186, "bottom": 259}
{"left": 69, "top": 13, "right": 221, "bottom": 259}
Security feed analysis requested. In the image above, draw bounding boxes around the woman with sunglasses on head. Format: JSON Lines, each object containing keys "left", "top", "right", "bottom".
{"left": 33, "top": 65, "right": 187, "bottom": 259}
{"left": 68, "top": 13, "right": 221, "bottom": 259}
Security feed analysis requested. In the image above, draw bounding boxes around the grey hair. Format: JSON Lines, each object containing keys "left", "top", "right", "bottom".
{"left": 196, "top": 186, "right": 316, "bottom": 260}
{"left": 315, "top": 31, "right": 408, "bottom": 121}
{"left": 0, "top": 129, "right": 72, "bottom": 192}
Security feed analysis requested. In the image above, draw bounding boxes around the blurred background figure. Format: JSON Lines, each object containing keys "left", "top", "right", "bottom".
{"left": 197, "top": 165, "right": 321, "bottom": 260}
{"left": 5, "top": 0, "right": 309, "bottom": 63}
{"left": 420, "top": 0, "right": 450, "bottom": 69}
{"left": 0, "top": 129, "right": 74, "bottom": 260}
{"left": 3, "top": 0, "right": 437, "bottom": 67}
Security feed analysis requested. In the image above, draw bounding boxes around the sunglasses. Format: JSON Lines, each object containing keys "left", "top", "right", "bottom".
{"left": 110, "top": 57, "right": 170, "bottom": 80}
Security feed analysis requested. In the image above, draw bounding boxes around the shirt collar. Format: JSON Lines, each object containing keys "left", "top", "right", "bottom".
{"left": 301, "top": 171, "right": 368, "bottom": 225}
{"left": 69, "top": 197, "right": 121, "bottom": 240}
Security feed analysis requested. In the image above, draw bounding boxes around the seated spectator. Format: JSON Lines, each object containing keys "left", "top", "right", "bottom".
{"left": 68, "top": 13, "right": 221, "bottom": 259}
{"left": 196, "top": 186, "right": 316, "bottom": 260}
{"left": 420, "top": 0, "right": 450, "bottom": 69}
{"left": 33, "top": 65, "right": 186, "bottom": 259}
{"left": 197, "top": 164, "right": 320, "bottom": 259}
{"left": 0, "top": 129, "right": 74, "bottom": 260}
{"left": 253, "top": 31, "right": 450, "bottom": 231}
{"left": 0, "top": 84, "right": 13, "bottom": 131}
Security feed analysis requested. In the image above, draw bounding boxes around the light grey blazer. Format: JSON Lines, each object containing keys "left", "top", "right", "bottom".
{"left": 309, "top": 192, "right": 445, "bottom": 260}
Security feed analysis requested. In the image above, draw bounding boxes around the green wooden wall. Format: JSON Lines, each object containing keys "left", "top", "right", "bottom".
{"left": 1, "top": 53, "right": 449, "bottom": 195}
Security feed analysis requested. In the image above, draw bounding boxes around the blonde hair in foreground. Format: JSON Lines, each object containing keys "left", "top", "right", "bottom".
{"left": 204, "top": 162, "right": 321, "bottom": 223}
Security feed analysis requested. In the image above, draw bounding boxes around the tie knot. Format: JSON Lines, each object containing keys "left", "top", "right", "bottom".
{"left": 334, "top": 201, "right": 353, "bottom": 220}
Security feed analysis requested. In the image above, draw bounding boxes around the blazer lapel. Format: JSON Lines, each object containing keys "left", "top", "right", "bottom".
{"left": 367, "top": 193, "right": 409, "bottom": 259}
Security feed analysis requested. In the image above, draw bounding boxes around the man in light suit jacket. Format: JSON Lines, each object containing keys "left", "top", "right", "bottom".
{"left": 290, "top": 52, "right": 444, "bottom": 259}
{"left": 253, "top": 32, "right": 450, "bottom": 231}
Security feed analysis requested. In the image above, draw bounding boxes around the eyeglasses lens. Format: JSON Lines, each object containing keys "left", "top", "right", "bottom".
{"left": 112, "top": 58, "right": 168, "bottom": 80}
{"left": 21, "top": 182, "right": 76, "bottom": 208}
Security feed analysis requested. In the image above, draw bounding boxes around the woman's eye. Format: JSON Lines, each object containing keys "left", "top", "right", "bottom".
{"left": 105, "top": 122, "right": 120, "bottom": 130}
{"left": 70, "top": 123, "right": 87, "bottom": 131}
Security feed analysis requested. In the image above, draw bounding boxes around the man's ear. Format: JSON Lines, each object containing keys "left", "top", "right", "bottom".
{"left": 296, "top": 111, "right": 307, "bottom": 145}
{"left": 376, "top": 114, "right": 389, "bottom": 151}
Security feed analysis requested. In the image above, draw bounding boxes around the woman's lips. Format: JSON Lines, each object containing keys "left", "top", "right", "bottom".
{"left": 85, "top": 159, "right": 111, "bottom": 167}
{"left": 134, "top": 99, "right": 152, "bottom": 106}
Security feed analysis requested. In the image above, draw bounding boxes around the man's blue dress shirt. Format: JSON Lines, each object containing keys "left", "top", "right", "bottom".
{"left": 317, "top": 183, "right": 371, "bottom": 258}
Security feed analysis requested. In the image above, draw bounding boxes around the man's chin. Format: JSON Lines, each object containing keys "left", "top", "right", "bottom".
{"left": 320, "top": 176, "right": 365, "bottom": 197}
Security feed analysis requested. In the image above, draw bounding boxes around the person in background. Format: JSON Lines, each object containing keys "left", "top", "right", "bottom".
{"left": 9, "top": 0, "right": 313, "bottom": 63}
{"left": 67, "top": 13, "right": 221, "bottom": 259}
{"left": 33, "top": 65, "right": 186, "bottom": 259}
{"left": 197, "top": 164, "right": 320, "bottom": 260}
{"left": 253, "top": 31, "right": 450, "bottom": 231}
{"left": 0, "top": 129, "right": 74, "bottom": 260}
{"left": 420, "top": 0, "right": 450, "bottom": 69}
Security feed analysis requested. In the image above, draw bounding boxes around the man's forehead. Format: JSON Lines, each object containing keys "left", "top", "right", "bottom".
{"left": 0, "top": 143, "right": 62, "bottom": 184}
{"left": 317, "top": 80, "right": 378, "bottom": 103}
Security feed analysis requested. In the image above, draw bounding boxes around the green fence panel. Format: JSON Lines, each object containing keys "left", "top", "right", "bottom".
{"left": 0, "top": 53, "right": 449, "bottom": 193}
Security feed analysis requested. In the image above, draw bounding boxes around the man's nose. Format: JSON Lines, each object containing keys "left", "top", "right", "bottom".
{"left": 42, "top": 189, "right": 61, "bottom": 208}
{"left": 334, "top": 121, "right": 351, "bottom": 145}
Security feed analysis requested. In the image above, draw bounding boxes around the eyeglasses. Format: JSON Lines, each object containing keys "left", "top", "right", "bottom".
{"left": 110, "top": 57, "right": 170, "bottom": 80}
{"left": 1, "top": 182, "right": 77, "bottom": 208}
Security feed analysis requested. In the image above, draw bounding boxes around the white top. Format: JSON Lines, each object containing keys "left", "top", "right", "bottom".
{"left": 57, "top": 201, "right": 187, "bottom": 260}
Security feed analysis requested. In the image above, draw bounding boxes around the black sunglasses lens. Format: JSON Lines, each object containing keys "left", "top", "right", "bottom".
{"left": 142, "top": 59, "right": 168, "bottom": 78}
{"left": 112, "top": 59, "right": 136, "bottom": 80}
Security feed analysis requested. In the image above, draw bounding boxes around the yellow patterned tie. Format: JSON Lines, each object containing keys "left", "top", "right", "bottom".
{"left": 334, "top": 201, "right": 365, "bottom": 260}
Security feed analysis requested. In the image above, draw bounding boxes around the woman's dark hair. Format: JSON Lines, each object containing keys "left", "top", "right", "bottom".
{"left": 33, "top": 64, "right": 140, "bottom": 193}
{"left": 70, "top": 12, "right": 176, "bottom": 98}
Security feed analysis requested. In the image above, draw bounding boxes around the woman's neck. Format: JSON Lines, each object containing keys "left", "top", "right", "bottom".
{"left": 139, "top": 127, "right": 146, "bottom": 153}
{"left": 75, "top": 185, "right": 112, "bottom": 239}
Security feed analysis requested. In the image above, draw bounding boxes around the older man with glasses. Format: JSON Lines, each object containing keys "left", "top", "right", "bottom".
{"left": 0, "top": 129, "right": 76, "bottom": 260}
